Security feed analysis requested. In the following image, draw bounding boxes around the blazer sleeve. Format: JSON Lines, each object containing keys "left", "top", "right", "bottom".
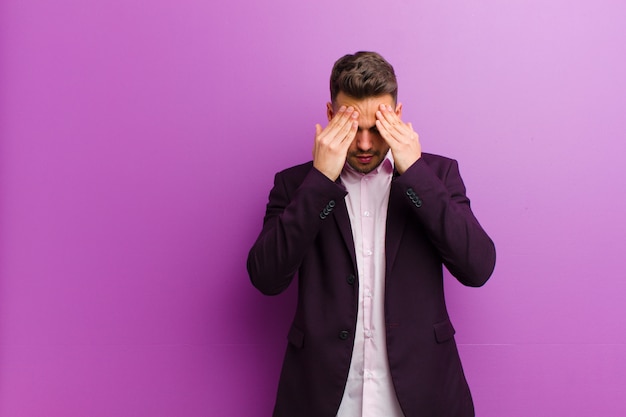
{"left": 393, "top": 156, "right": 496, "bottom": 287}
{"left": 247, "top": 165, "right": 348, "bottom": 295}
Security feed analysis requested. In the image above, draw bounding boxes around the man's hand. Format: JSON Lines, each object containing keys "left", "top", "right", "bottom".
{"left": 313, "top": 106, "right": 359, "bottom": 180}
{"left": 375, "top": 104, "right": 421, "bottom": 174}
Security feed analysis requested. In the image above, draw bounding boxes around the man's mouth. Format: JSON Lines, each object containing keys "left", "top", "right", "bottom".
{"left": 355, "top": 154, "right": 374, "bottom": 164}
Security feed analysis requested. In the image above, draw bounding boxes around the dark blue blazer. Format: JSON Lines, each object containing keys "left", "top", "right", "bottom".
{"left": 248, "top": 153, "right": 496, "bottom": 417}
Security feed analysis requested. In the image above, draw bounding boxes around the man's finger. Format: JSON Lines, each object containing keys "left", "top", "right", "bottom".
{"left": 340, "top": 120, "right": 358, "bottom": 145}
{"left": 327, "top": 106, "right": 351, "bottom": 129}
{"left": 324, "top": 109, "right": 358, "bottom": 143}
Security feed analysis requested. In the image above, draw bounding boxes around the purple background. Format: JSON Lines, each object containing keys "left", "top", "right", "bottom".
{"left": 1, "top": 0, "right": 625, "bottom": 415}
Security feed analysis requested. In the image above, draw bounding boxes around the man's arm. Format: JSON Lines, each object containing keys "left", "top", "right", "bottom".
{"left": 376, "top": 104, "right": 495, "bottom": 286}
{"left": 247, "top": 167, "right": 347, "bottom": 295}
{"left": 247, "top": 106, "right": 358, "bottom": 295}
{"left": 394, "top": 157, "right": 496, "bottom": 287}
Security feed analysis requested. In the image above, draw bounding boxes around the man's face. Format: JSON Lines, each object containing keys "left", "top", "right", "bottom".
{"left": 327, "top": 92, "right": 401, "bottom": 174}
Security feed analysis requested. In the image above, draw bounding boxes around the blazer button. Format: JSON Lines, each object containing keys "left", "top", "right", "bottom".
{"left": 407, "top": 188, "right": 423, "bottom": 207}
{"left": 346, "top": 274, "right": 356, "bottom": 285}
{"left": 339, "top": 330, "right": 350, "bottom": 340}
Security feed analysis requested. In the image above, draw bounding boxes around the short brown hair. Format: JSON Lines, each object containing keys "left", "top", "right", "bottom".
{"left": 330, "top": 51, "right": 398, "bottom": 104}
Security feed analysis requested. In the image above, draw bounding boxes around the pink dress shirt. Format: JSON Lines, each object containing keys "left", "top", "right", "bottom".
{"left": 336, "top": 152, "right": 405, "bottom": 417}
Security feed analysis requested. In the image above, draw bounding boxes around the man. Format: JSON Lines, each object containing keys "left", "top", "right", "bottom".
{"left": 247, "top": 51, "right": 496, "bottom": 417}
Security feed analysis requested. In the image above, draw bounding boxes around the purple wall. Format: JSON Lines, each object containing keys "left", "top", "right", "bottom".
{"left": 1, "top": 0, "right": 625, "bottom": 415}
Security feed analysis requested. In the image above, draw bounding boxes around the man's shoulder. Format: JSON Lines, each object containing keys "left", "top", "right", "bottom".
{"left": 413, "top": 152, "right": 460, "bottom": 179}
{"left": 273, "top": 161, "right": 315, "bottom": 187}
{"left": 277, "top": 161, "right": 314, "bottom": 176}
{"left": 421, "top": 152, "right": 456, "bottom": 166}
{"left": 421, "top": 152, "right": 460, "bottom": 170}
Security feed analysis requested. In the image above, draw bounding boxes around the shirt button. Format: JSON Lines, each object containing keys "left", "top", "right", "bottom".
{"left": 363, "top": 211, "right": 370, "bottom": 217}
{"left": 365, "top": 330, "right": 372, "bottom": 338}
{"left": 339, "top": 330, "right": 350, "bottom": 340}
{"left": 365, "top": 250, "right": 373, "bottom": 256}
{"left": 346, "top": 274, "right": 356, "bottom": 285}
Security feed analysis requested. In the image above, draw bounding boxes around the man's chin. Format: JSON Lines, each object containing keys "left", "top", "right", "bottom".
{"left": 347, "top": 158, "right": 381, "bottom": 174}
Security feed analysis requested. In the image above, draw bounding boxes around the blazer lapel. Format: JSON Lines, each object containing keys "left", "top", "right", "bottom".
{"left": 385, "top": 180, "right": 407, "bottom": 278}
{"left": 332, "top": 197, "right": 357, "bottom": 272}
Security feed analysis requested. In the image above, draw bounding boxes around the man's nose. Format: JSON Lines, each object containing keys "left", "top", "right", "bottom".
{"left": 356, "top": 131, "right": 373, "bottom": 151}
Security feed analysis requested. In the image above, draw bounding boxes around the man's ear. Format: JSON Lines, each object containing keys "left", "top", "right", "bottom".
{"left": 326, "top": 102, "right": 334, "bottom": 122}
{"left": 395, "top": 102, "right": 403, "bottom": 118}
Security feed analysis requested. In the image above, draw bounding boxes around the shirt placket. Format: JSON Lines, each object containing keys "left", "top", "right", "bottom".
{"left": 361, "top": 175, "right": 376, "bottom": 411}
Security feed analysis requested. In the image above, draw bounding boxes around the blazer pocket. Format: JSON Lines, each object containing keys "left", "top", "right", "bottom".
{"left": 287, "top": 324, "right": 304, "bottom": 348}
{"left": 433, "top": 319, "right": 456, "bottom": 343}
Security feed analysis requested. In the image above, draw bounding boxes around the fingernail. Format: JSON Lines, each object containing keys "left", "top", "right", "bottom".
{"left": 347, "top": 106, "right": 354, "bottom": 112}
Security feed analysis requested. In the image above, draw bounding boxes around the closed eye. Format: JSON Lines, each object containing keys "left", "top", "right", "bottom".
{"left": 357, "top": 126, "right": 380, "bottom": 134}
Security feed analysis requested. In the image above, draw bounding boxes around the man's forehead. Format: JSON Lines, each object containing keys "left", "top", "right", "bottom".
{"left": 334, "top": 93, "right": 394, "bottom": 111}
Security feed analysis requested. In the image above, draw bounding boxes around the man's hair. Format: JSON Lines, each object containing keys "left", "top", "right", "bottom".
{"left": 330, "top": 51, "right": 398, "bottom": 104}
